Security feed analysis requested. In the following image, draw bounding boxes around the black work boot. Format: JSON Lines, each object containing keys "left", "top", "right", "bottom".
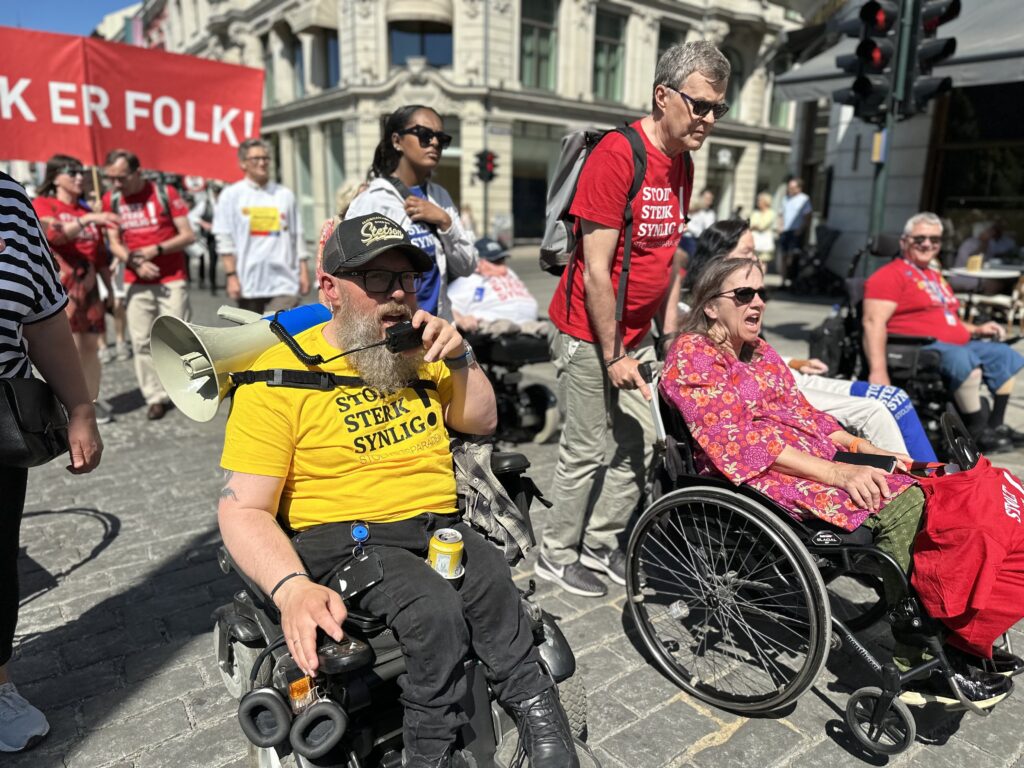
{"left": 508, "top": 688, "right": 580, "bottom": 768}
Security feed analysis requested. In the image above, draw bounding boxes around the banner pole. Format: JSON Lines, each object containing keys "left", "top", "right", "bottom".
{"left": 90, "top": 166, "right": 102, "bottom": 210}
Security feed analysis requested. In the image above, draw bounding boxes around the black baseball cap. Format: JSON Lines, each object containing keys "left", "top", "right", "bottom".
{"left": 322, "top": 213, "right": 433, "bottom": 274}
{"left": 474, "top": 237, "right": 508, "bottom": 262}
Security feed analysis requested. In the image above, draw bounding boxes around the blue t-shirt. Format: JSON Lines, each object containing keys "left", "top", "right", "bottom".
{"left": 407, "top": 185, "right": 440, "bottom": 314}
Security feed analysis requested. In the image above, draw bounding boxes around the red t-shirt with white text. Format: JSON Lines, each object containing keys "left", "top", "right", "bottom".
{"left": 31, "top": 196, "right": 104, "bottom": 268}
{"left": 102, "top": 182, "right": 189, "bottom": 284}
{"left": 864, "top": 258, "right": 971, "bottom": 345}
{"left": 549, "top": 121, "right": 692, "bottom": 348}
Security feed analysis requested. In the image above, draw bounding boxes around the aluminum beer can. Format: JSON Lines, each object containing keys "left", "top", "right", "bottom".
{"left": 427, "top": 528, "right": 464, "bottom": 579}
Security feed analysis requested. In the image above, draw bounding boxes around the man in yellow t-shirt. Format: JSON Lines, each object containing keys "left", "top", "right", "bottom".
{"left": 218, "top": 214, "right": 579, "bottom": 768}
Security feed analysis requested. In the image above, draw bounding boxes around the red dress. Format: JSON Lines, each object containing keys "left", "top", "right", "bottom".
{"left": 32, "top": 196, "right": 106, "bottom": 335}
{"left": 660, "top": 333, "right": 914, "bottom": 531}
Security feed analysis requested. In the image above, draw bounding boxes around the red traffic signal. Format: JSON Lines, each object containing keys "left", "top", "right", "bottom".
{"left": 837, "top": 1, "right": 898, "bottom": 37}
{"left": 900, "top": 0, "right": 960, "bottom": 117}
{"left": 475, "top": 150, "right": 497, "bottom": 183}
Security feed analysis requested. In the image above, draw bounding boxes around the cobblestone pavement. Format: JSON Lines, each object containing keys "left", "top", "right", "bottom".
{"left": 9, "top": 252, "right": 1024, "bottom": 768}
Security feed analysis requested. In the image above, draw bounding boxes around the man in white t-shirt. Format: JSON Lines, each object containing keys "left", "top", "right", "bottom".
{"left": 449, "top": 238, "right": 540, "bottom": 333}
{"left": 213, "top": 139, "right": 310, "bottom": 314}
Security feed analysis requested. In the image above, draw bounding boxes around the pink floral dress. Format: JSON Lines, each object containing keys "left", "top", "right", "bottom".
{"left": 660, "top": 333, "right": 914, "bottom": 531}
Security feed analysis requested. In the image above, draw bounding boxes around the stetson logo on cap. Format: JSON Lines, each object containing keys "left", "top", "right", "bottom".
{"left": 360, "top": 216, "right": 405, "bottom": 246}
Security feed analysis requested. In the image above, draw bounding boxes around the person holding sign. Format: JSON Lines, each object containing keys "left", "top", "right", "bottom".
{"left": 213, "top": 139, "right": 310, "bottom": 314}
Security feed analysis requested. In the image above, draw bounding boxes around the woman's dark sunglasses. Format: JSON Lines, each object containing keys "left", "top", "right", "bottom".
{"left": 714, "top": 287, "right": 769, "bottom": 305}
{"left": 397, "top": 125, "right": 453, "bottom": 150}
{"left": 666, "top": 86, "right": 730, "bottom": 120}
{"left": 335, "top": 269, "right": 423, "bottom": 294}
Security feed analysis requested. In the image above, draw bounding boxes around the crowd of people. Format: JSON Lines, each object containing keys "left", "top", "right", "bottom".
{"left": 3, "top": 35, "right": 1023, "bottom": 766}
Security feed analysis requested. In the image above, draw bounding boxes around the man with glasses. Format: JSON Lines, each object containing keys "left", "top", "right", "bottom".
{"left": 213, "top": 138, "right": 310, "bottom": 315}
{"left": 864, "top": 212, "right": 1024, "bottom": 453}
{"left": 218, "top": 213, "right": 579, "bottom": 768}
{"left": 102, "top": 149, "right": 196, "bottom": 421}
{"left": 539, "top": 41, "right": 730, "bottom": 598}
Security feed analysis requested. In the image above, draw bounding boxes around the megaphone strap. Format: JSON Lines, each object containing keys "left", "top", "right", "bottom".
{"left": 231, "top": 369, "right": 439, "bottom": 396}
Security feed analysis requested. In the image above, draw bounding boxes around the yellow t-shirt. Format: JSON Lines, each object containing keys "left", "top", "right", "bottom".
{"left": 220, "top": 323, "right": 457, "bottom": 530}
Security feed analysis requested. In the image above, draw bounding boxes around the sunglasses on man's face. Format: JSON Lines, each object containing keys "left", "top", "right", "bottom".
{"left": 666, "top": 86, "right": 731, "bottom": 120}
{"left": 907, "top": 235, "right": 942, "bottom": 248}
{"left": 714, "top": 287, "right": 769, "bottom": 305}
{"left": 398, "top": 125, "right": 453, "bottom": 150}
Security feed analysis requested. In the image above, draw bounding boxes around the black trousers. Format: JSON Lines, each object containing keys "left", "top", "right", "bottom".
{"left": 0, "top": 465, "right": 28, "bottom": 667}
{"left": 293, "top": 512, "right": 550, "bottom": 759}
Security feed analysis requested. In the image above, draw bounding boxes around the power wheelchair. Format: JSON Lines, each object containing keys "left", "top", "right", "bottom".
{"left": 624, "top": 363, "right": 1013, "bottom": 756}
{"left": 464, "top": 332, "right": 558, "bottom": 445}
{"left": 211, "top": 450, "right": 596, "bottom": 768}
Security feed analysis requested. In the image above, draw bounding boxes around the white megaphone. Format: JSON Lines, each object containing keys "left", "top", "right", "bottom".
{"left": 151, "top": 304, "right": 331, "bottom": 422}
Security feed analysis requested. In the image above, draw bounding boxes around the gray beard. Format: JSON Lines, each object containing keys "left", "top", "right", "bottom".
{"left": 332, "top": 303, "right": 422, "bottom": 394}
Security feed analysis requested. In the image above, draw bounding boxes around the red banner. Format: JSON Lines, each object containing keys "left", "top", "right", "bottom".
{"left": 0, "top": 26, "right": 264, "bottom": 180}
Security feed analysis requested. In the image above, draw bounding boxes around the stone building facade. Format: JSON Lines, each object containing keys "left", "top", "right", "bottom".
{"left": 126, "top": 0, "right": 803, "bottom": 242}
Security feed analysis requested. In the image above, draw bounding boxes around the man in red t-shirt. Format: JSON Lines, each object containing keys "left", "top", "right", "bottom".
{"left": 102, "top": 149, "right": 196, "bottom": 421}
{"left": 863, "top": 212, "right": 1024, "bottom": 453}
{"left": 536, "top": 41, "right": 730, "bottom": 598}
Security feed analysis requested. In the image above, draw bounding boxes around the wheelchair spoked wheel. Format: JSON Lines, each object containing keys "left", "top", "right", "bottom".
{"left": 845, "top": 686, "right": 916, "bottom": 755}
{"left": 213, "top": 621, "right": 269, "bottom": 700}
{"left": 626, "top": 486, "right": 831, "bottom": 713}
{"left": 940, "top": 410, "right": 980, "bottom": 470}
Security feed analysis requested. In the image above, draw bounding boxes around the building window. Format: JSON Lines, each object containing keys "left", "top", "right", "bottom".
{"left": 657, "top": 24, "right": 686, "bottom": 63}
{"left": 262, "top": 34, "right": 275, "bottom": 106}
{"left": 593, "top": 10, "right": 626, "bottom": 102}
{"left": 770, "top": 87, "right": 790, "bottom": 129}
{"left": 521, "top": 0, "right": 557, "bottom": 91}
{"left": 325, "top": 121, "right": 346, "bottom": 209}
{"left": 722, "top": 48, "right": 744, "bottom": 120}
{"left": 294, "top": 127, "right": 315, "bottom": 238}
{"left": 293, "top": 36, "right": 306, "bottom": 99}
{"left": 389, "top": 22, "right": 452, "bottom": 68}
{"left": 325, "top": 33, "right": 340, "bottom": 89}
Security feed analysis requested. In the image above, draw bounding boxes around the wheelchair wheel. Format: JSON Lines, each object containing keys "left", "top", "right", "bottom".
{"left": 214, "top": 621, "right": 269, "bottom": 700}
{"left": 557, "top": 674, "right": 588, "bottom": 741}
{"left": 941, "top": 411, "right": 980, "bottom": 470}
{"left": 626, "top": 486, "right": 831, "bottom": 713}
{"left": 845, "top": 686, "right": 916, "bottom": 755}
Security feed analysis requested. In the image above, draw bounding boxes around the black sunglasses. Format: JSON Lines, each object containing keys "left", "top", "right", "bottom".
{"left": 335, "top": 269, "right": 423, "bottom": 294}
{"left": 907, "top": 235, "right": 942, "bottom": 247}
{"left": 666, "top": 86, "right": 730, "bottom": 120}
{"left": 397, "top": 125, "right": 453, "bottom": 150}
{"left": 59, "top": 166, "right": 86, "bottom": 177}
{"left": 714, "top": 287, "right": 769, "bottom": 305}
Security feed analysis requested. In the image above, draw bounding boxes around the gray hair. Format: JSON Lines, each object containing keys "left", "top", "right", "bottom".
{"left": 653, "top": 41, "right": 731, "bottom": 108}
{"left": 903, "top": 212, "right": 943, "bottom": 236}
{"left": 238, "top": 138, "right": 270, "bottom": 163}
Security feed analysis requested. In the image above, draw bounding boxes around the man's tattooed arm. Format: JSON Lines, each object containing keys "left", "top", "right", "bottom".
{"left": 220, "top": 470, "right": 238, "bottom": 502}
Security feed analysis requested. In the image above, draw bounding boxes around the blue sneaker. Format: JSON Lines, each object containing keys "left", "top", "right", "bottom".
{"left": 0, "top": 683, "right": 49, "bottom": 752}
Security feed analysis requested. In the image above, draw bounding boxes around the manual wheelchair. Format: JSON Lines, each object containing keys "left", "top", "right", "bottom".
{"left": 624, "top": 364, "right": 1013, "bottom": 756}
{"left": 211, "top": 450, "right": 595, "bottom": 768}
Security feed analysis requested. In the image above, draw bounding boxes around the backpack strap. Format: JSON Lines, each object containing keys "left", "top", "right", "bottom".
{"left": 157, "top": 184, "right": 171, "bottom": 219}
{"left": 680, "top": 152, "right": 695, "bottom": 222}
{"left": 614, "top": 124, "right": 648, "bottom": 324}
{"left": 110, "top": 190, "right": 121, "bottom": 216}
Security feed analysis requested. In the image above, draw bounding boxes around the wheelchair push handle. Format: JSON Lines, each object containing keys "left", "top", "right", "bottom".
{"left": 638, "top": 361, "right": 656, "bottom": 384}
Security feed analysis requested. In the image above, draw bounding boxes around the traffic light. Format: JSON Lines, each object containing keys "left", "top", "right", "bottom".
{"left": 901, "top": 0, "right": 960, "bottom": 117}
{"left": 475, "top": 150, "right": 497, "bottom": 183}
{"left": 832, "top": 1, "right": 898, "bottom": 123}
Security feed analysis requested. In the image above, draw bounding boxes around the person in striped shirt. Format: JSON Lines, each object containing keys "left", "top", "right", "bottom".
{"left": 0, "top": 172, "right": 103, "bottom": 753}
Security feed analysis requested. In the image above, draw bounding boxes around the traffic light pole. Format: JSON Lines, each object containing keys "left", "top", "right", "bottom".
{"left": 867, "top": 0, "right": 918, "bottom": 249}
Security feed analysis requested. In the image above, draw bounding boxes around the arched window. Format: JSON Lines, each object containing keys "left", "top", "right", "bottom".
{"left": 722, "top": 48, "right": 744, "bottom": 120}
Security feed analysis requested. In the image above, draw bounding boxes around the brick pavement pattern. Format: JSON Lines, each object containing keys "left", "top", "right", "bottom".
{"left": 9, "top": 265, "right": 1024, "bottom": 768}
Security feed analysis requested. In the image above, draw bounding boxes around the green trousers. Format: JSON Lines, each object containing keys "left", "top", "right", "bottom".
{"left": 862, "top": 486, "right": 927, "bottom": 669}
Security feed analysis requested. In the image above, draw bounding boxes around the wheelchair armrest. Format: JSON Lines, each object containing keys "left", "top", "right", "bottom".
{"left": 491, "top": 450, "right": 530, "bottom": 474}
{"left": 887, "top": 333, "right": 937, "bottom": 346}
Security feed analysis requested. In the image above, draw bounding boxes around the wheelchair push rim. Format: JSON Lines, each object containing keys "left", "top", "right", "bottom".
{"left": 626, "top": 486, "right": 831, "bottom": 713}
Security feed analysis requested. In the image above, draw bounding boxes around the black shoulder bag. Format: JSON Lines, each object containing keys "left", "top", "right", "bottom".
{"left": 0, "top": 378, "right": 70, "bottom": 468}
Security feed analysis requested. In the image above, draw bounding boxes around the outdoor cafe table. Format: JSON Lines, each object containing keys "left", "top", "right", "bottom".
{"left": 945, "top": 267, "right": 1023, "bottom": 320}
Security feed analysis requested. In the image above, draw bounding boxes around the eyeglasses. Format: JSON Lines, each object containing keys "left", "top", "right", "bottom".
{"left": 59, "top": 167, "right": 85, "bottom": 177}
{"left": 665, "top": 86, "right": 730, "bottom": 120}
{"left": 245, "top": 155, "right": 272, "bottom": 164}
{"left": 713, "top": 287, "right": 769, "bottom": 305}
{"left": 906, "top": 235, "right": 942, "bottom": 248}
{"left": 397, "top": 125, "right": 453, "bottom": 150}
{"left": 335, "top": 270, "right": 423, "bottom": 294}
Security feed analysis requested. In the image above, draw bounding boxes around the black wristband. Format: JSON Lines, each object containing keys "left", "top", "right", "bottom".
{"left": 270, "top": 571, "right": 309, "bottom": 601}
{"left": 224, "top": 271, "right": 237, "bottom": 278}
{"left": 604, "top": 354, "right": 628, "bottom": 369}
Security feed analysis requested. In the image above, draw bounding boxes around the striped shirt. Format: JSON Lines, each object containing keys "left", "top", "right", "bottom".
{"left": 0, "top": 172, "right": 68, "bottom": 379}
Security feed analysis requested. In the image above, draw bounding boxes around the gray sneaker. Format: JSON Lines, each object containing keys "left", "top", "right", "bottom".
{"left": 0, "top": 682, "right": 49, "bottom": 752}
{"left": 580, "top": 544, "right": 627, "bottom": 586}
{"left": 93, "top": 401, "right": 114, "bottom": 425}
{"left": 534, "top": 553, "right": 607, "bottom": 597}
{"left": 98, "top": 345, "right": 115, "bottom": 364}
{"left": 115, "top": 342, "right": 132, "bottom": 362}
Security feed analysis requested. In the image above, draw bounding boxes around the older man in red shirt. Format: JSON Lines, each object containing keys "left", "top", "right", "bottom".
{"left": 863, "top": 212, "right": 1024, "bottom": 453}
